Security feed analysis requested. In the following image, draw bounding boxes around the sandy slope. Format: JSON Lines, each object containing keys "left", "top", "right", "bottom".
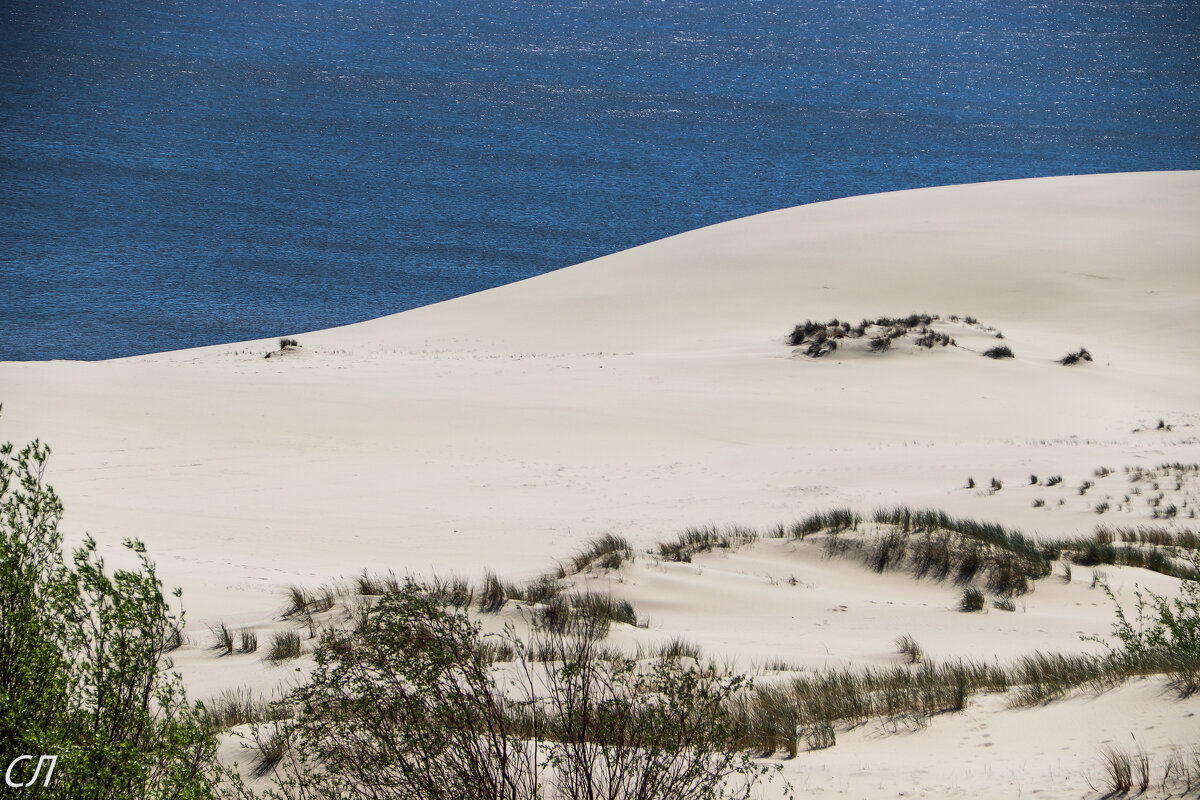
{"left": 2, "top": 171, "right": 1199, "bottom": 797}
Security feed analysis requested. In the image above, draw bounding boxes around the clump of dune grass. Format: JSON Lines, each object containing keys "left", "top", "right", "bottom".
{"left": 520, "top": 574, "right": 563, "bottom": 604}
{"left": 1098, "top": 744, "right": 1138, "bottom": 795}
{"left": 475, "top": 637, "right": 517, "bottom": 664}
{"left": 266, "top": 631, "right": 302, "bottom": 663}
{"left": 1010, "top": 652, "right": 1112, "bottom": 705}
{"left": 426, "top": 573, "right": 474, "bottom": 608}
{"left": 959, "top": 586, "right": 985, "bottom": 612}
{"left": 895, "top": 634, "right": 923, "bottom": 664}
{"left": 477, "top": 570, "right": 522, "bottom": 613}
{"left": 982, "top": 345, "right": 1013, "bottom": 359}
{"left": 655, "top": 637, "right": 703, "bottom": 661}
{"left": 820, "top": 508, "right": 1053, "bottom": 594}
{"left": 799, "top": 505, "right": 1192, "bottom": 597}
{"left": 165, "top": 621, "right": 186, "bottom": 651}
{"left": 729, "top": 659, "right": 1007, "bottom": 756}
{"left": 730, "top": 645, "right": 1199, "bottom": 757}
{"left": 312, "top": 584, "right": 338, "bottom": 613}
{"left": 755, "top": 657, "right": 804, "bottom": 673}
{"left": 656, "top": 524, "right": 758, "bottom": 562}
{"left": 1063, "top": 534, "right": 1198, "bottom": 581}
{"left": 788, "top": 508, "right": 860, "bottom": 538}
{"left": 199, "top": 688, "right": 290, "bottom": 731}
{"left": 803, "top": 722, "right": 836, "bottom": 751}
{"left": 355, "top": 570, "right": 400, "bottom": 596}
{"left": 250, "top": 724, "right": 291, "bottom": 778}
{"left": 239, "top": 628, "right": 258, "bottom": 654}
{"left": 1096, "top": 524, "right": 1200, "bottom": 551}
{"left": 538, "top": 592, "right": 638, "bottom": 636}
{"left": 210, "top": 623, "right": 234, "bottom": 655}
{"left": 1162, "top": 746, "right": 1200, "bottom": 795}
{"left": 283, "top": 585, "right": 315, "bottom": 618}
{"left": 540, "top": 592, "right": 638, "bottom": 636}
{"left": 565, "top": 533, "right": 634, "bottom": 574}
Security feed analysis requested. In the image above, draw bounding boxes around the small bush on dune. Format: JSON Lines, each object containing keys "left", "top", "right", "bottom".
{"left": 250, "top": 580, "right": 779, "bottom": 800}
{"left": 1059, "top": 347, "right": 1092, "bottom": 366}
{"left": 265, "top": 337, "right": 302, "bottom": 358}
{"left": 0, "top": 427, "right": 217, "bottom": 796}
{"left": 788, "top": 314, "right": 960, "bottom": 357}
{"left": 982, "top": 345, "right": 1014, "bottom": 359}
{"left": 1090, "top": 552, "right": 1200, "bottom": 662}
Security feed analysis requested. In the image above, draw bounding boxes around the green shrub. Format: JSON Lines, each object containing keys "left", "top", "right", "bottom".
{"left": 1090, "top": 552, "right": 1200, "bottom": 665}
{"left": 251, "top": 580, "right": 779, "bottom": 799}
{"left": 0, "top": 429, "right": 217, "bottom": 797}
{"left": 1059, "top": 348, "right": 1092, "bottom": 366}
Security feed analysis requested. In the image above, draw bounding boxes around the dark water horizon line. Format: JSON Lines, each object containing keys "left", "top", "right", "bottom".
{"left": 10, "top": 166, "right": 1188, "bottom": 365}
{"left": 4, "top": 0, "right": 1197, "bottom": 361}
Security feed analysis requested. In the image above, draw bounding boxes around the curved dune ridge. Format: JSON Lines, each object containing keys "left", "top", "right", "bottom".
{"left": 1, "top": 171, "right": 1197, "bottom": 615}
{"left": 2, "top": 171, "right": 1199, "bottom": 799}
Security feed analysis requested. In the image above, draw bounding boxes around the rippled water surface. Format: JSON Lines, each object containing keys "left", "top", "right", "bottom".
{"left": 2, "top": 0, "right": 1198, "bottom": 359}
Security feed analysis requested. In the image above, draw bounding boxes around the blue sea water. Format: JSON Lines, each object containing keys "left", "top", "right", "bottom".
{"left": 2, "top": 0, "right": 1198, "bottom": 361}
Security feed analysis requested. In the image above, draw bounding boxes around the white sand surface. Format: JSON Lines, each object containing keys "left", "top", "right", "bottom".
{"left": 2, "top": 170, "right": 1198, "bottom": 797}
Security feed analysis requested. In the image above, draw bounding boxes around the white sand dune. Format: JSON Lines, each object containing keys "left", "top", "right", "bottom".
{"left": 2, "top": 170, "right": 1199, "bottom": 797}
